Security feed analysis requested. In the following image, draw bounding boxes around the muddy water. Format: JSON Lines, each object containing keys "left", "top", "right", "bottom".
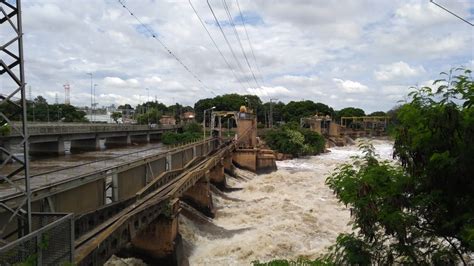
{"left": 3, "top": 140, "right": 166, "bottom": 176}
{"left": 180, "top": 139, "right": 394, "bottom": 265}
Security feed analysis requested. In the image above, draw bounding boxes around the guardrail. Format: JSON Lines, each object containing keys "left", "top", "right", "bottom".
{"left": 0, "top": 213, "right": 74, "bottom": 265}
{"left": 5, "top": 123, "right": 180, "bottom": 137}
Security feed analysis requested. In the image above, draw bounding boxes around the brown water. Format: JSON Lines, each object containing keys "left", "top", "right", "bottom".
{"left": 180, "top": 139, "right": 394, "bottom": 265}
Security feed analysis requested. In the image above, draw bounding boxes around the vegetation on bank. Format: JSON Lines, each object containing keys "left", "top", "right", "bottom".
{"left": 258, "top": 68, "right": 474, "bottom": 264}
{"left": 161, "top": 122, "right": 203, "bottom": 145}
{"left": 263, "top": 122, "right": 325, "bottom": 157}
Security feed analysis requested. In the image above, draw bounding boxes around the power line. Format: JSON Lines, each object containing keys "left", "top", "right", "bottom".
{"left": 430, "top": 0, "right": 473, "bottom": 26}
{"left": 188, "top": 0, "right": 247, "bottom": 91}
{"left": 235, "top": 0, "right": 264, "bottom": 84}
{"left": 116, "top": 0, "right": 217, "bottom": 96}
{"left": 222, "top": 0, "right": 260, "bottom": 88}
{"left": 206, "top": 0, "right": 253, "bottom": 89}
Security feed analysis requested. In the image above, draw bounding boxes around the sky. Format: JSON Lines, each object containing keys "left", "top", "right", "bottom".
{"left": 1, "top": 0, "right": 473, "bottom": 113}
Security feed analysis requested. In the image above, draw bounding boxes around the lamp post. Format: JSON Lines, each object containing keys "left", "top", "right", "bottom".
{"left": 93, "top": 83, "right": 98, "bottom": 122}
{"left": 203, "top": 106, "right": 215, "bottom": 140}
{"left": 86, "top": 72, "right": 93, "bottom": 122}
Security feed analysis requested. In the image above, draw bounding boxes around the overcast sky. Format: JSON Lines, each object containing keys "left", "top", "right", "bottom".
{"left": 1, "top": 0, "right": 473, "bottom": 112}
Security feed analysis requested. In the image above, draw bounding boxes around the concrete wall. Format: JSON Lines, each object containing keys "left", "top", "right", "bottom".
{"left": 117, "top": 165, "right": 146, "bottom": 200}
{"left": 149, "top": 157, "right": 167, "bottom": 178}
{"left": 51, "top": 179, "right": 105, "bottom": 213}
{"left": 233, "top": 150, "right": 257, "bottom": 172}
{"left": 171, "top": 151, "right": 184, "bottom": 170}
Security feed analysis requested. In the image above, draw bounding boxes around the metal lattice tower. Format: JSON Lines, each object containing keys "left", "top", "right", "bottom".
{"left": 64, "top": 82, "right": 70, "bottom": 105}
{"left": 0, "top": 0, "right": 32, "bottom": 242}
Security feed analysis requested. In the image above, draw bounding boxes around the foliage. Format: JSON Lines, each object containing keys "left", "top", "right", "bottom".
{"left": 252, "top": 258, "right": 331, "bottom": 266}
{"left": 135, "top": 108, "right": 162, "bottom": 125}
{"left": 182, "top": 122, "right": 202, "bottom": 133}
{"left": 282, "top": 101, "right": 334, "bottom": 123}
{"left": 162, "top": 121, "right": 203, "bottom": 145}
{"left": 162, "top": 131, "right": 201, "bottom": 145}
{"left": 368, "top": 111, "right": 386, "bottom": 116}
{"left": 264, "top": 123, "right": 325, "bottom": 156}
{"left": 325, "top": 68, "right": 474, "bottom": 264}
{"left": 334, "top": 107, "right": 365, "bottom": 122}
{"left": 0, "top": 124, "right": 11, "bottom": 136}
{"left": 110, "top": 111, "right": 122, "bottom": 123}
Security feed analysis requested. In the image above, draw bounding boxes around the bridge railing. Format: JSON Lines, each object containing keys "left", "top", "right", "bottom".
{"left": 0, "top": 213, "right": 74, "bottom": 265}
{"left": 5, "top": 123, "right": 179, "bottom": 137}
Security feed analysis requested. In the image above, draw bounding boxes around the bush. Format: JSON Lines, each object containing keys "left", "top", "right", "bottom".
{"left": 162, "top": 131, "right": 202, "bottom": 145}
{"left": 264, "top": 126, "right": 325, "bottom": 156}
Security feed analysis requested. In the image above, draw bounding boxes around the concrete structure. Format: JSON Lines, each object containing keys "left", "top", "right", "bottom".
{"left": 0, "top": 123, "right": 179, "bottom": 160}
{"left": 0, "top": 107, "right": 278, "bottom": 265}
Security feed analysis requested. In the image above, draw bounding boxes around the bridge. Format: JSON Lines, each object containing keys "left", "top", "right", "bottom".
{"left": 0, "top": 123, "right": 180, "bottom": 159}
{"left": 0, "top": 108, "right": 276, "bottom": 265}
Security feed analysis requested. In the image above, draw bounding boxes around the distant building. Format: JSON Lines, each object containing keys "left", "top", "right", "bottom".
{"left": 160, "top": 115, "right": 176, "bottom": 125}
{"left": 181, "top": 111, "right": 195, "bottom": 124}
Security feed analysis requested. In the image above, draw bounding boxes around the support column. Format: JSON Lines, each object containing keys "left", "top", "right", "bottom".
{"left": 181, "top": 176, "right": 214, "bottom": 218}
{"left": 130, "top": 134, "right": 150, "bottom": 144}
{"left": 30, "top": 140, "right": 65, "bottom": 156}
{"left": 209, "top": 161, "right": 225, "bottom": 189}
{"left": 131, "top": 199, "right": 182, "bottom": 264}
{"left": 70, "top": 137, "right": 100, "bottom": 152}
{"left": 104, "top": 135, "right": 131, "bottom": 148}
{"left": 166, "top": 153, "right": 172, "bottom": 171}
{"left": 223, "top": 155, "right": 234, "bottom": 175}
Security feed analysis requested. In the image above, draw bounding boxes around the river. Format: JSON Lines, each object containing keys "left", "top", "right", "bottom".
{"left": 106, "top": 138, "right": 394, "bottom": 265}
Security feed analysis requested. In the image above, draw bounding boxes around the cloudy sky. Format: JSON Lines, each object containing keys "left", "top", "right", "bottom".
{"left": 1, "top": 0, "right": 473, "bottom": 112}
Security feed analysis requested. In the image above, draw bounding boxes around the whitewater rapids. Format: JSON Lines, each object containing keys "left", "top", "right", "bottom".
{"left": 180, "top": 139, "right": 394, "bottom": 265}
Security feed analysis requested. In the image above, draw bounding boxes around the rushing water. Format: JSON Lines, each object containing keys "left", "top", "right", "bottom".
{"left": 178, "top": 139, "right": 394, "bottom": 265}
{"left": 104, "top": 138, "right": 394, "bottom": 265}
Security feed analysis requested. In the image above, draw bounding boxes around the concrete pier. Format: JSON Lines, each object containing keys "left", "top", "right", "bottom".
{"left": 209, "top": 161, "right": 226, "bottom": 189}
{"left": 104, "top": 135, "right": 131, "bottom": 148}
{"left": 181, "top": 176, "right": 215, "bottom": 217}
{"left": 130, "top": 134, "right": 150, "bottom": 144}
{"left": 70, "top": 138, "right": 100, "bottom": 152}
{"left": 30, "top": 140, "right": 65, "bottom": 156}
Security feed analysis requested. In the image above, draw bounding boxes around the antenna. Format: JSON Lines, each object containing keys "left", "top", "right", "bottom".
{"left": 64, "top": 83, "right": 71, "bottom": 105}
{"left": 55, "top": 93, "right": 59, "bottom": 104}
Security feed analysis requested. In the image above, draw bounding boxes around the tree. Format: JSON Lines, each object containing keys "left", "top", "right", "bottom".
{"left": 368, "top": 111, "right": 386, "bottom": 116}
{"left": 111, "top": 112, "right": 122, "bottom": 123}
{"left": 325, "top": 68, "right": 474, "bottom": 264}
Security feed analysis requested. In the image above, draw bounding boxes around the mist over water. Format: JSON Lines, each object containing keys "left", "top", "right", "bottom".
{"left": 181, "top": 139, "right": 394, "bottom": 265}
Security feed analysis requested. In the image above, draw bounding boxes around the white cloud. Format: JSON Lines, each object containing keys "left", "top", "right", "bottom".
{"left": 374, "top": 61, "right": 425, "bottom": 81}
{"left": 6, "top": 0, "right": 470, "bottom": 113}
{"left": 333, "top": 78, "right": 369, "bottom": 93}
{"left": 246, "top": 86, "right": 293, "bottom": 97}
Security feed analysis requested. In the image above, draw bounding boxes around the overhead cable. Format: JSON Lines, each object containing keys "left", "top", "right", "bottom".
{"left": 117, "top": 0, "right": 216, "bottom": 95}
{"left": 206, "top": 0, "right": 253, "bottom": 89}
{"left": 235, "top": 0, "right": 265, "bottom": 84}
{"left": 188, "top": 0, "right": 247, "bottom": 91}
{"left": 222, "top": 0, "right": 260, "bottom": 88}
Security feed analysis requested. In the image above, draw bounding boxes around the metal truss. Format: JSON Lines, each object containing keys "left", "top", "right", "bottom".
{"left": 0, "top": 0, "right": 31, "bottom": 243}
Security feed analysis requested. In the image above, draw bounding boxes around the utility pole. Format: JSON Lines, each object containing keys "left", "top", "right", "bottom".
{"left": 269, "top": 98, "right": 278, "bottom": 128}
{"left": 94, "top": 84, "right": 98, "bottom": 122}
{"left": 0, "top": 0, "right": 32, "bottom": 236}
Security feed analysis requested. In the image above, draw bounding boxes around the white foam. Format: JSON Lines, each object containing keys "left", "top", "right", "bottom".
{"left": 182, "top": 139, "right": 395, "bottom": 265}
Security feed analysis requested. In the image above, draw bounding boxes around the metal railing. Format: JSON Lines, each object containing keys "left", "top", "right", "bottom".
{"left": 5, "top": 123, "right": 179, "bottom": 137}
{"left": 0, "top": 213, "right": 74, "bottom": 265}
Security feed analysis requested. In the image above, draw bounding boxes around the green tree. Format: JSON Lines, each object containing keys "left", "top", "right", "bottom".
{"left": 111, "top": 112, "right": 122, "bottom": 123}
{"left": 368, "top": 111, "right": 386, "bottom": 116}
{"left": 325, "top": 68, "right": 474, "bottom": 264}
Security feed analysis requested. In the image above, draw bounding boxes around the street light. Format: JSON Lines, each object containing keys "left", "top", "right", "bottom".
{"left": 93, "top": 84, "right": 98, "bottom": 122}
{"left": 86, "top": 72, "right": 93, "bottom": 122}
{"left": 203, "top": 106, "right": 215, "bottom": 140}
